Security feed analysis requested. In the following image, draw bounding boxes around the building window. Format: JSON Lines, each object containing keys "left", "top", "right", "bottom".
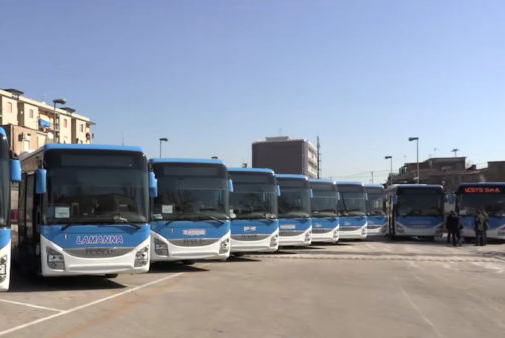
{"left": 63, "top": 119, "right": 68, "bottom": 128}
{"left": 29, "top": 109, "right": 34, "bottom": 118}
{"left": 7, "top": 102, "right": 12, "bottom": 113}
{"left": 80, "top": 124, "right": 84, "bottom": 132}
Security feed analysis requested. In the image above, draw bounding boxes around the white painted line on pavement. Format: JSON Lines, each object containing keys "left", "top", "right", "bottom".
{"left": 0, "top": 299, "right": 64, "bottom": 313}
{"left": 0, "top": 267, "right": 198, "bottom": 337}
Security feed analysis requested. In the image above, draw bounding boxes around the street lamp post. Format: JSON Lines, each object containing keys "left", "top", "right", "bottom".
{"left": 452, "top": 148, "right": 460, "bottom": 157}
{"left": 408, "top": 137, "right": 419, "bottom": 184}
{"left": 52, "top": 98, "right": 66, "bottom": 143}
{"left": 159, "top": 137, "right": 168, "bottom": 158}
{"left": 384, "top": 156, "right": 392, "bottom": 185}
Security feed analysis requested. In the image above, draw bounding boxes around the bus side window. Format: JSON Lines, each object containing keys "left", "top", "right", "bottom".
{"left": 18, "top": 174, "right": 26, "bottom": 244}
{"left": 25, "top": 174, "right": 35, "bottom": 242}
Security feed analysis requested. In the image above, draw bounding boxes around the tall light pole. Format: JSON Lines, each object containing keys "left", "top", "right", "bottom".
{"left": 385, "top": 156, "right": 392, "bottom": 185}
{"left": 159, "top": 137, "right": 168, "bottom": 158}
{"left": 452, "top": 148, "right": 459, "bottom": 157}
{"left": 408, "top": 137, "right": 419, "bottom": 184}
{"left": 52, "top": 98, "right": 66, "bottom": 143}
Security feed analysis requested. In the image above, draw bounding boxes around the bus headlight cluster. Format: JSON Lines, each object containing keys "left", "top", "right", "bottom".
{"left": 154, "top": 238, "right": 169, "bottom": 256}
{"left": 333, "top": 230, "right": 338, "bottom": 238}
{"left": 305, "top": 230, "right": 311, "bottom": 242}
{"left": 219, "top": 238, "right": 230, "bottom": 254}
{"left": 497, "top": 228, "right": 505, "bottom": 236}
{"left": 270, "top": 234, "right": 278, "bottom": 248}
{"left": 134, "top": 247, "right": 149, "bottom": 267}
{"left": 0, "top": 255, "right": 7, "bottom": 281}
{"left": 361, "top": 228, "right": 367, "bottom": 236}
{"left": 47, "top": 248, "right": 65, "bottom": 270}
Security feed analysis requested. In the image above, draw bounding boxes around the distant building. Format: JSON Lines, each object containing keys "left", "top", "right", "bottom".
{"left": 0, "top": 87, "right": 95, "bottom": 156}
{"left": 252, "top": 136, "right": 318, "bottom": 178}
{"left": 389, "top": 157, "right": 505, "bottom": 193}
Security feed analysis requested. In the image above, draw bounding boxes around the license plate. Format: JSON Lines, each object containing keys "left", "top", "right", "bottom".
{"left": 183, "top": 229, "right": 206, "bottom": 236}
{"left": 280, "top": 224, "right": 296, "bottom": 230}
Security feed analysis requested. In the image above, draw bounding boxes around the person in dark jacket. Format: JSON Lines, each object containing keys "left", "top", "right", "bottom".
{"left": 446, "top": 211, "right": 461, "bottom": 246}
{"left": 474, "top": 209, "right": 489, "bottom": 246}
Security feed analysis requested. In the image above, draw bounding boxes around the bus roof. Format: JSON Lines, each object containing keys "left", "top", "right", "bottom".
{"left": 228, "top": 168, "right": 275, "bottom": 174}
{"left": 43, "top": 144, "right": 144, "bottom": 153}
{"left": 458, "top": 182, "right": 505, "bottom": 187}
{"left": 336, "top": 181, "right": 363, "bottom": 186}
{"left": 275, "top": 174, "right": 308, "bottom": 180}
{"left": 309, "top": 178, "right": 336, "bottom": 184}
{"left": 150, "top": 158, "right": 225, "bottom": 166}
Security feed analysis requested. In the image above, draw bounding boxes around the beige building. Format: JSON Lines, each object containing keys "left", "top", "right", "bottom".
{"left": 0, "top": 88, "right": 94, "bottom": 156}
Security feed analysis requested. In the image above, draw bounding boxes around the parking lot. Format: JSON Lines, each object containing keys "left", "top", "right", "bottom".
{"left": 1, "top": 239, "right": 505, "bottom": 338}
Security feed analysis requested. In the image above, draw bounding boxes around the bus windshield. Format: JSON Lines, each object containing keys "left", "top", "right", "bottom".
{"left": 278, "top": 179, "right": 310, "bottom": 218}
{"left": 152, "top": 163, "right": 229, "bottom": 220}
{"left": 229, "top": 173, "right": 277, "bottom": 220}
{"left": 397, "top": 188, "right": 443, "bottom": 217}
{"left": 45, "top": 150, "right": 149, "bottom": 225}
{"left": 0, "top": 137, "right": 9, "bottom": 227}
{"left": 366, "top": 190, "right": 386, "bottom": 216}
{"left": 311, "top": 184, "right": 338, "bottom": 217}
{"left": 338, "top": 186, "right": 366, "bottom": 216}
{"left": 459, "top": 190, "right": 505, "bottom": 216}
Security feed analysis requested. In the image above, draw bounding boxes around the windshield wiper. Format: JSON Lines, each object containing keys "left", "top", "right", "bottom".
{"left": 61, "top": 224, "right": 74, "bottom": 231}
{"left": 207, "top": 215, "right": 225, "bottom": 224}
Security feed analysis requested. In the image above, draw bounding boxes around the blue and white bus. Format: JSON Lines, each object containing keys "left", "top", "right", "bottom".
{"left": 385, "top": 184, "right": 445, "bottom": 240}
{"left": 276, "top": 174, "right": 312, "bottom": 246}
{"left": 0, "top": 127, "right": 21, "bottom": 291}
{"left": 16, "top": 144, "right": 154, "bottom": 277}
{"left": 456, "top": 183, "right": 505, "bottom": 240}
{"left": 309, "top": 179, "right": 339, "bottom": 243}
{"left": 365, "top": 184, "right": 387, "bottom": 237}
{"left": 337, "top": 182, "right": 367, "bottom": 240}
{"left": 150, "top": 159, "right": 231, "bottom": 262}
{"left": 228, "top": 168, "right": 279, "bottom": 253}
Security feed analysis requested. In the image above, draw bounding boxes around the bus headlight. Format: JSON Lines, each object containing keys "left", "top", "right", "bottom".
{"left": 154, "top": 238, "right": 169, "bottom": 256}
{"left": 0, "top": 255, "right": 7, "bottom": 276}
{"left": 134, "top": 247, "right": 149, "bottom": 267}
{"left": 219, "top": 238, "right": 230, "bottom": 254}
{"left": 47, "top": 248, "right": 65, "bottom": 270}
{"left": 305, "top": 230, "right": 311, "bottom": 242}
{"left": 333, "top": 230, "right": 338, "bottom": 238}
{"left": 270, "top": 234, "right": 278, "bottom": 248}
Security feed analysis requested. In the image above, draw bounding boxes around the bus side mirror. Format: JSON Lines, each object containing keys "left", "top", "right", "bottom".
{"left": 337, "top": 192, "right": 341, "bottom": 200}
{"left": 36, "top": 169, "right": 47, "bottom": 194}
{"left": 149, "top": 172, "right": 158, "bottom": 198}
{"left": 228, "top": 179, "right": 234, "bottom": 193}
{"left": 277, "top": 185, "right": 281, "bottom": 197}
{"left": 393, "top": 195, "right": 398, "bottom": 205}
{"left": 310, "top": 189, "right": 314, "bottom": 198}
{"left": 10, "top": 159, "right": 21, "bottom": 182}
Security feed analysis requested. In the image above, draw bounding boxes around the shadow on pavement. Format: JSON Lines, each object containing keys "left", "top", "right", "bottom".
{"left": 148, "top": 262, "right": 210, "bottom": 273}
{"left": 8, "top": 269, "right": 126, "bottom": 293}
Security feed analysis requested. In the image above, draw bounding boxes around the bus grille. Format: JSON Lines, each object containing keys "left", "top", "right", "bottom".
{"left": 168, "top": 238, "right": 220, "bottom": 247}
{"left": 312, "top": 228, "right": 333, "bottom": 234}
{"left": 64, "top": 247, "right": 134, "bottom": 258}
{"left": 340, "top": 226, "right": 362, "bottom": 231}
{"left": 279, "top": 230, "right": 305, "bottom": 237}
{"left": 231, "top": 234, "right": 270, "bottom": 241}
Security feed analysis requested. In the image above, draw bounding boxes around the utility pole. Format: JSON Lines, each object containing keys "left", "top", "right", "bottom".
{"left": 371, "top": 171, "right": 374, "bottom": 184}
{"left": 316, "top": 136, "right": 321, "bottom": 179}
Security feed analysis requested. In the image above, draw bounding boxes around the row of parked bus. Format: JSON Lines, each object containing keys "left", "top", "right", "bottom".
{"left": 1, "top": 135, "right": 504, "bottom": 291}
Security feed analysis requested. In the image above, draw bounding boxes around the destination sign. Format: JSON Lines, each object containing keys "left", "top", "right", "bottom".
{"left": 464, "top": 187, "right": 502, "bottom": 194}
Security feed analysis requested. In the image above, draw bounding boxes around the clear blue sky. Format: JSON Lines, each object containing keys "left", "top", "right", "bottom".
{"left": 1, "top": 0, "right": 504, "bottom": 183}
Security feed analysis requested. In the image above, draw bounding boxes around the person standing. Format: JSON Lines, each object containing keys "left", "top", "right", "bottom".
{"left": 474, "top": 209, "right": 488, "bottom": 246}
{"left": 446, "top": 211, "right": 461, "bottom": 246}
{"left": 481, "top": 209, "right": 489, "bottom": 246}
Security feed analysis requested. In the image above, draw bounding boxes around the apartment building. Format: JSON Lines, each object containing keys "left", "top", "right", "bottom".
{"left": 0, "top": 88, "right": 94, "bottom": 156}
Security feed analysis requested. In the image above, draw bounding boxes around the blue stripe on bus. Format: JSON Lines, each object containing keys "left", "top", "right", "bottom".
{"left": 339, "top": 216, "right": 367, "bottom": 226}
{"left": 278, "top": 218, "right": 312, "bottom": 231}
{"left": 151, "top": 220, "right": 230, "bottom": 239}
{"left": 461, "top": 215, "right": 505, "bottom": 230}
{"left": 311, "top": 217, "right": 338, "bottom": 230}
{"left": 40, "top": 224, "right": 150, "bottom": 248}
{"left": 230, "top": 219, "right": 279, "bottom": 235}
{"left": 396, "top": 216, "right": 443, "bottom": 227}
{"left": 0, "top": 228, "right": 10, "bottom": 249}
{"left": 367, "top": 216, "right": 387, "bottom": 226}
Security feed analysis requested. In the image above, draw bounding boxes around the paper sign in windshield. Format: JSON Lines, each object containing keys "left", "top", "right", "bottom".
{"left": 55, "top": 207, "right": 70, "bottom": 218}
{"left": 162, "top": 205, "right": 174, "bottom": 214}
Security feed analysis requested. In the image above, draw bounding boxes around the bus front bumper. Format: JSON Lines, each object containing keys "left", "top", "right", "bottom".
{"left": 279, "top": 228, "right": 312, "bottom": 247}
{"left": 339, "top": 226, "right": 367, "bottom": 239}
{"left": 231, "top": 230, "right": 279, "bottom": 253}
{"left": 311, "top": 227, "right": 339, "bottom": 243}
{"left": 395, "top": 223, "right": 443, "bottom": 237}
{"left": 40, "top": 236, "right": 150, "bottom": 276}
{"left": 150, "top": 231, "right": 231, "bottom": 262}
{"left": 367, "top": 224, "right": 387, "bottom": 237}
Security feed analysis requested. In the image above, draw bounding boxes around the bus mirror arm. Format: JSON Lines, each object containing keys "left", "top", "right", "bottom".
{"left": 36, "top": 169, "right": 47, "bottom": 194}
{"left": 10, "top": 159, "right": 21, "bottom": 182}
{"left": 149, "top": 172, "right": 158, "bottom": 198}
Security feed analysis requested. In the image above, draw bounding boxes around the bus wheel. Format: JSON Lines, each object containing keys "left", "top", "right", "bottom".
{"left": 104, "top": 274, "right": 118, "bottom": 279}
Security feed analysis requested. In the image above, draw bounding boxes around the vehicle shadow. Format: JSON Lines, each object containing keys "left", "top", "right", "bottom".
{"left": 8, "top": 269, "right": 126, "bottom": 293}
{"left": 148, "top": 262, "right": 210, "bottom": 273}
{"left": 223, "top": 256, "right": 262, "bottom": 263}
